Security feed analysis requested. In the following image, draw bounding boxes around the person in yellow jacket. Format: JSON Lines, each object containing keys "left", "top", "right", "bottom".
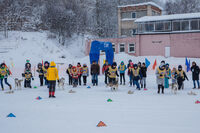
{"left": 47, "top": 61, "right": 59, "bottom": 98}
{"left": 106, "top": 62, "right": 119, "bottom": 85}
{"left": 155, "top": 64, "right": 166, "bottom": 94}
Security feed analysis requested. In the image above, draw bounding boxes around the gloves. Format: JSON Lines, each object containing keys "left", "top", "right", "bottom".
{"left": 160, "top": 74, "right": 163, "bottom": 77}
{"left": 32, "top": 77, "right": 34, "bottom": 80}
{"left": 57, "top": 80, "right": 60, "bottom": 83}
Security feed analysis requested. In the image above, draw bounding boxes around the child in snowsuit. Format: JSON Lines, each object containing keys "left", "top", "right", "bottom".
{"left": 106, "top": 62, "right": 119, "bottom": 85}
{"left": 118, "top": 61, "right": 127, "bottom": 85}
{"left": 47, "top": 61, "right": 59, "bottom": 98}
{"left": 171, "top": 67, "right": 178, "bottom": 89}
{"left": 66, "top": 64, "right": 73, "bottom": 85}
{"left": 140, "top": 63, "right": 147, "bottom": 89}
{"left": 82, "top": 64, "right": 89, "bottom": 86}
{"left": 156, "top": 64, "right": 166, "bottom": 94}
{"left": 164, "top": 63, "right": 171, "bottom": 88}
{"left": 127, "top": 60, "right": 133, "bottom": 85}
{"left": 23, "top": 70, "right": 34, "bottom": 88}
{"left": 91, "top": 61, "right": 100, "bottom": 86}
{"left": 71, "top": 66, "right": 79, "bottom": 87}
{"left": 102, "top": 60, "right": 110, "bottom": 85}
{"left": 130, "top": 64, "right": 141, "bottom": 90}
{"left": 43, "top": 61, "right": 49, "bottom": 86}
{"left": 191, "top": 61, "right": 200, "bottom": 89}
{"left": 177, "top": 65, "right": 188, "bottom": 90}
{"left": 128, "top": 62, "right": 134, "bottom": 86}
{"left": 36, "top": 63, "right": 44, "bottom": 86}
{"left": 0, "top": 63, "right": 12, "bottom": 91}
{"left": 77, "top": 63, "right": 83, "bottom": 86}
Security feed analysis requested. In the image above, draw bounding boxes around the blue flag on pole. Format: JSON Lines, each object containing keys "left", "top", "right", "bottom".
{"left": 185, "top": 57, "right": 190, "bottom": 72}
{"left": 145, "top": 58, "right": 151, "bottom": 68}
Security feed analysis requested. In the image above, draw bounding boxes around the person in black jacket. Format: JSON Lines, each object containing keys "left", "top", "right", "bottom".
{"left": 140, "top": 62, "right": 147, "bottom": 89}
{"left": 91, "top": 61, "right": 100, "bottom": 86}
{"left": 66, "top": 64, "right": 72, "bottom": 85}
{"left": 177, "top": 65, "right": 188, "bottom": 90}
{"left": 36, "top": 63, "right": 44, "bottom": 86}
{"left": 191, "top": 61, "right": 200, "bottom": 89}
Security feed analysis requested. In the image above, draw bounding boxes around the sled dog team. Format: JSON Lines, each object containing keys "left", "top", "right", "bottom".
{"left": 0, "top": 59, "right": 199, "bottom": 97}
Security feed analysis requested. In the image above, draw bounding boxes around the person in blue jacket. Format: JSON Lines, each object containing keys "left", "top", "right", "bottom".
{"left": 164, "top": 63, "right": 171, "bottom": 88}
{"left": 118, "top": 61, "right": 127, "bottom": 85}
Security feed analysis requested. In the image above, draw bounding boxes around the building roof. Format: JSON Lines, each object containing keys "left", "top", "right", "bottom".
{"left": 135, "top": 12, "right": 200, "bottom": 23}
{"left": 118, "top": 2, "right": 163, "bottom": 11}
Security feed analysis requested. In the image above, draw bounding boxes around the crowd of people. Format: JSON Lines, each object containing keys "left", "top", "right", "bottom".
{"left": 0, "top": 59, "right": 199, "bottom": 98}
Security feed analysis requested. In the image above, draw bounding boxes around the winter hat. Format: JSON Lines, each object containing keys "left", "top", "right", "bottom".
{"left": 38, "top": 63, "right": 42, "bottom": 68}
{"left": 1, "top": 63, "right": 5, "bottom": 67}
{"left": 178, "top": 65, "right": 182, "bottom": 69}
{"left": 112, "top": 62, "right": 117, "bottom": 66}
{"left": 121, "top": 61, "right": 124, "bottom": 64}
{"left": 77, "top": 62, "right": 81, "bottom": 66}
{"left": 129, "top": 59, "right": 132, "bottom": 63}
{"left": 134, "top": 64, "right": 138, "bottom": 68}
{"left": 83, "top": 64, "right": 87, "bottom": 67}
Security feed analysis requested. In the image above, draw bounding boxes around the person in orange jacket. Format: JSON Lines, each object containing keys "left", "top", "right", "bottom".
{"left": 77, "top": 62, "right": 83, "bottom": 86}
{"left": 71, "top": 66, "right": 79, "bottom": 87}
{"left": 47, "top": 61, "right": 59, "bottom": 98}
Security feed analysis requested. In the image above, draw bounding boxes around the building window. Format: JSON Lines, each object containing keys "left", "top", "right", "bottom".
{"left": 173, "top": 21, "right": 181, "bottom": 31}
{"left": 112, "top": 44, "right": 115, "bottom": 52}
{"left": 164, "top": 21, "right": 171, "bottom": 31}
{"left": 132, "top": 12, "right": 136, "bottom": 18}
{"left": 119, "top": 44, "right": 125, "bottom": 52}
{"left": 129, "top": 44, "right": 135, "bottom": 53}
{"left": 132, "top": 29, "right": 136, "bottom": 35}
{"left": 181, "top": 20, "right": 189, "bottom": 31}
{"left": 145, "top": 23, "right": 154, "bottom": 32}
{"left": 191, "top": 20, "right": 198, "bottom": 30}
{"left": 155, "top": 22, "right": 164, "bottom": 31}
{"left": 136, "top": 11, "right": 147, "bottom": 18}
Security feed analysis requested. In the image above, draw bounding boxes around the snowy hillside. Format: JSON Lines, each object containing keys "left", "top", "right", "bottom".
{"left": 0, "top": 31, "right": 200, "bottom": 133}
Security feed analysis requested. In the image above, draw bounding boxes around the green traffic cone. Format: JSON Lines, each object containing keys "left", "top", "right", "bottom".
{"left": 34, "top": 86, "right": 37, "bottom": 89}
{"left": 107, "top": 99, "right": 113, "bottom": 102}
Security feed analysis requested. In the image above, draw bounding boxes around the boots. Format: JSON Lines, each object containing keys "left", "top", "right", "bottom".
{"left": 49, "top": 92, "right": 52, "bottom": 98}
{"left": 9, "top": 85, "right": 12, "bottom": 90}
{"left": 141, "top": 84, "right": 143, "bottom": 89}
{"left": 2, "top": 88, "right": 4, "bottom": 91}
{"left": 52, "top": 92, "right": 56, "bottom": 98}
{"left": 162, "top": 86, "right": 164, "bottom": 94}
{"left": 157, "top": 85, "right": 160, "bottom": 94}
{"left": 144, "top": 84, "right": 146, "bottom": 89}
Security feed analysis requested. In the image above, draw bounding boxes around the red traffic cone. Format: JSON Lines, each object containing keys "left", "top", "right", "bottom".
{"left": 195, "top": 100, "right": 200, "bottom": 104}
{"left": 97, "top": 121, "right": 107, "bottom": 127}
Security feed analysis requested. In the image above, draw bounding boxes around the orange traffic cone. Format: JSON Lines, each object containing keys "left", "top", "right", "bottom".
{"left": 97, "top": 121, "right": 107, "bottom": 127}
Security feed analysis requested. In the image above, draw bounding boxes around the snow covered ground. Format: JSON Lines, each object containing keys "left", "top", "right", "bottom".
{"left": 0, "top": 31, "right": 200, "bottom": 133}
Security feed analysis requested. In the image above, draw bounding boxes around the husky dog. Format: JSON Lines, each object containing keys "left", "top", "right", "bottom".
{"left": 187, "top": 91, "right": 197, "bottom": 96}
{"left": 169, "top": 83, "right": 178, "bottom": 94}
{"left": 14, "top": 78, "right": 23, "bottom": 90}
{"left": 68, "top": 89, "right": 76, "bottom": 93}
{"left": 128, "top": 90, "right": 134, "bottom": 94}
{"left": 107, "top": 78, "right": 119, "bottom": 91}
{"left": 58, "top": 77, "right": 65, "bottom": 90}
{"left": 5, "top": 90, "right": 14, "bottom": 94}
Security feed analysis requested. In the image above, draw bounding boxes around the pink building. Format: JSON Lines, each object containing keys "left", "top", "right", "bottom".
{"left": 86, "top": 12, "right": 200, "bottom": 58}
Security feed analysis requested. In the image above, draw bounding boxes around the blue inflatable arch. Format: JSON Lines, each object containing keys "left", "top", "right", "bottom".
{"left": 89, "top": 41, "right": 114, "bottom": 65}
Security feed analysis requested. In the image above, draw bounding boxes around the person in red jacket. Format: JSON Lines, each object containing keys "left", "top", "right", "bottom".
{"left": 102, "top": 60, "right": 110, "bottom": 84}
{"left": 128, "top": 62, "right": 134, "bottom": 86}
{"left": 71, "top": 66, "right": 79, "bottom": 87}
{"left": 77, "top": 62, "right": 83, "bottom": 86}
